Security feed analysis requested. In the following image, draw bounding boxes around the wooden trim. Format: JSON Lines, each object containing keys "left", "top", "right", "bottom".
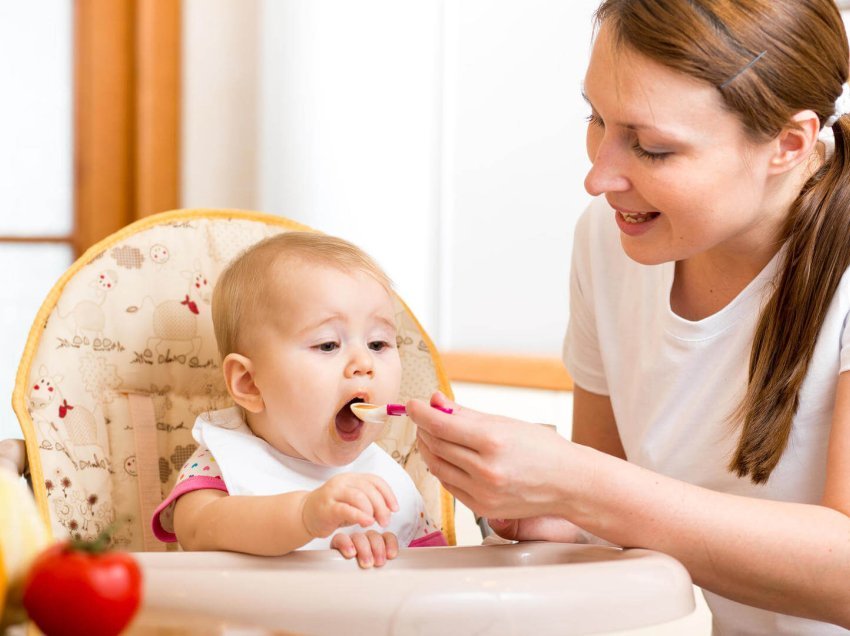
{"left": 73, "top": 0, "right": 135, "bottom": 257}
{"left": 441, "top": 351, "right": 574, "bottom": 392}
{"left": 0, "top": 236, "right": 74, "bottom": 245}
{"left": 136, "top": 0, "right": 181, "bottom": 218}
{"left": 74, "top": 0, "right": 182, "bottom": 256}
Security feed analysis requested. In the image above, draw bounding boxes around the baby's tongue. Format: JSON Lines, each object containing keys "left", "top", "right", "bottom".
{"left": 335, "top": 408, "right": 361, "bottom": 433}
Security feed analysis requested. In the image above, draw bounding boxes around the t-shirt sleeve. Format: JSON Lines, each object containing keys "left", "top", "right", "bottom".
{"left": 563, "top": 203, "right": 610, "bottom": 395}
{"left": 151, "top": 444, "right": 228, "bottom": 543}
{"left": 840, "top": 308, "right": 850, "bottom": 374}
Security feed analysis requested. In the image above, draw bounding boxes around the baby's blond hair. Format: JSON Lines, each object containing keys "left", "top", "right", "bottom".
{"left": 212, "top": 231, "right": 393, "bottom": 358}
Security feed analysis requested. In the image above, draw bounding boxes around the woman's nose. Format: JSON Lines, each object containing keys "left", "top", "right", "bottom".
{"left": 345, "top": 346, "right": 374, "bottom": 378}
{"left": 584, "top": 138, "right": 631, "bottom": 196}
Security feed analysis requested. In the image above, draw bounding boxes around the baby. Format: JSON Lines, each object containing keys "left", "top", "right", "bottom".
{"left": 152, "top": 232, "right": 446, "bottom": 566}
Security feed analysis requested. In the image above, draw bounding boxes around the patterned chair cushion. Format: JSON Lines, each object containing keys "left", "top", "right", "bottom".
{"left": 12, "top": 210, "right": 455, "bottom": 551}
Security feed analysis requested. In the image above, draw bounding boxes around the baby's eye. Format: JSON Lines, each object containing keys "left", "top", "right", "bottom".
{"left": 316, "top": 342, "right": 339, "bottom": 352}
{"left": 369, "top": 340, "right": 391, "bottom": 352}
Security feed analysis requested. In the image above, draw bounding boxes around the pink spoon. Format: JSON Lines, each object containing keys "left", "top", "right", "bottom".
{"left": 350, "top": 402, "right": 453, "bottom": 424}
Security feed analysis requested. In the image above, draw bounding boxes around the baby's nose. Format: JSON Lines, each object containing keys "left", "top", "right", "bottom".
{"left": 345, "top": 346, "right": 375, "bottom": 377}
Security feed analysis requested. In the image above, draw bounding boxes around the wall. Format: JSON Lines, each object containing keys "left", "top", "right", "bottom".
{"left": 0, "top": 3, "right": 73, "bottom": 441}
{"left": 182, "top": 0, "right": 599, "bottom": 356}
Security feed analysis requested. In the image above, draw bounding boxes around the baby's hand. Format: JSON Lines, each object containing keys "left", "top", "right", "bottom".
{"left": 331, "top": 530, "right": 399, "bottom": 568}
{"left": 302, "top": 473, "right": 399, "bottom": 539}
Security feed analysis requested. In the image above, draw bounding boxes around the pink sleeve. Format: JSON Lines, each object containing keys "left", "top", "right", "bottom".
{"left": 151, "top": 445, "right": 228, "bottom": 543}
{"left": 151, "top": 476, "right": 228, "bottom": 542}
{"left": 408, "top": 531, "right": 448, "bottom": 548}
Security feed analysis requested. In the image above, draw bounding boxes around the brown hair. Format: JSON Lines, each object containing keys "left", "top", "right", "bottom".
{"left": 595, "top": 0, "right": 850, "bottom": 482}
{"left": 211, "top": 231, "right": 393, "bottom": 358}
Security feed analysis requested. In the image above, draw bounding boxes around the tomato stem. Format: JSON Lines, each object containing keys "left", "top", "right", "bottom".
{"left": 68, "top": 516, "right": 130, "bottom": 553}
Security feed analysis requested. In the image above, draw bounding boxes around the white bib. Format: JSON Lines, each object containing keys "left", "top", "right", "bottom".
{"left": 193, "top": 407, "right": 427, "bottom": 550}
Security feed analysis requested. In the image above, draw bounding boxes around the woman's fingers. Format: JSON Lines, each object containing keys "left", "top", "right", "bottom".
{"left": 417, "top": 435, "right": 475, "bottom": 495}
{"left": 406, "top": 396, "right": 484, "bottom": 449}
{"left": 429, "top": 391, "right": 456, "bottom": 412}
{"left": 417, "top": 428, "right": 481, "bottom": 475}
{"left": 487, "top": 518, "right": 521, "bottom": 541}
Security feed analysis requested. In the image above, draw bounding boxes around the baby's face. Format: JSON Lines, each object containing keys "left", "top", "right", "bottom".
{"left": 246, "top": 262, "right": 402, "bottom": 466}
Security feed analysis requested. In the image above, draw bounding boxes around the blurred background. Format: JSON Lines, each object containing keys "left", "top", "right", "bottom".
{"left": 4, "top": 0, "right": 850, "bottom": 449}
{"left": 0, "top": 0, "right": 604, "bottom": 443}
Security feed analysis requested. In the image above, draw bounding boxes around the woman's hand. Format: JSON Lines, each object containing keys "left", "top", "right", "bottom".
{"left": 487, "top": 515, "right": 588, "bottom": 543}
{"left": 331, "top": 530, "right": 399, "bottom": 569}
{"left": 408, "top": 392, "right": 581, "bottom": 521}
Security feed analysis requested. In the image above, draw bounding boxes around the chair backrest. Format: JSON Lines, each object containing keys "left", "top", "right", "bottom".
{"left": 12, "top": 210, "right": 455, "bottom": 551}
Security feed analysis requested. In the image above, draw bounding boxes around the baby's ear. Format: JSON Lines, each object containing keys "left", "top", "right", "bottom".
{"left": 222, "top": 353, "right": 264, "bottom": 413}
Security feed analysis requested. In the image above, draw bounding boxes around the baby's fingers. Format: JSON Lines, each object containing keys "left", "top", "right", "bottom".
{"left": 382, "top": 532, "right": 399, "bottom": 560}
{"left": 365, "top": 530, "right": 387, "bottom": 566}
{"left": 331, "top": 533, "right": 356, "bottom": 559}
{"left": 359, "top": 479, "right": 398, "bottom": 528}
{"left": 330, "top": 501, "right": 376, "bottom": 530}
{"left": 351, "top": 532, "right": 375, "bottom": 569}
{"left": 363, "top": 475, "right": 399, "bottom": 516}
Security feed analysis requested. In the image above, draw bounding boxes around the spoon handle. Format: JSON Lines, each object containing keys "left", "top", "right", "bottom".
{"left": 386, "top": 403, "right": 453, "bottom": 416}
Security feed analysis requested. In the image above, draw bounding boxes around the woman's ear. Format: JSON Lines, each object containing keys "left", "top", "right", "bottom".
{"left": 222, "top": 353, "right": 264, "bottom": 413}
{"left": 768, "top": 109, "right": 821, "bottom": 175}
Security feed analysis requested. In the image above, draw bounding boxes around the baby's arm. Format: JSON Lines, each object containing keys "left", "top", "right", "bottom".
{"left": 174, "top": 488, "right": 312, "bottom": 555}
{"left": 173, "top": 472, "right": 399, "bottom": 556}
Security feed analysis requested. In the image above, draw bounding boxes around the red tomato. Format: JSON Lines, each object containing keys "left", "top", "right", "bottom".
{"left": 22, "top": 541, "right": 142, "bottom": 636}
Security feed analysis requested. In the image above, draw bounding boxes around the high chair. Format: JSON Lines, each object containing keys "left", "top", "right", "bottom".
{"left": 7, "top": 209, "right": 455, "bottom": 551}
{"left": 3, "top": 210, "right": 698, "bottom": 634}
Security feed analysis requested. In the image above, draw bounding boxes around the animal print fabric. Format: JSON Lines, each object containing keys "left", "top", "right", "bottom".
{"left": 15, "top": 211, "right": 454, "bottom": 550}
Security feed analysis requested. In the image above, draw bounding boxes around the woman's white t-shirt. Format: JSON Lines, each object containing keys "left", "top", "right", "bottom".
{"left": 564, "top": 197, "right": 850, "bottom": 635}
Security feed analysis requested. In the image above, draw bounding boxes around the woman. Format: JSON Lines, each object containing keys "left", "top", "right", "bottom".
{"left": 408, "top": 0, "right": 850, "bottom": 633}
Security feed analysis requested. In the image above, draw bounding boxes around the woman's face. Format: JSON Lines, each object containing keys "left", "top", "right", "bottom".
{"left": 583, "top": 23, "right": 785, "bottom": 266}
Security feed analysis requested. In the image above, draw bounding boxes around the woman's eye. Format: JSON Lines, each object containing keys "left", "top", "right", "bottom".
{"left": 585, "top": 112, "right": 604, "bottom": 127}
{"left": 316, "top": 342, "right": 339, "bottom": 352}
{"left": 369, "top": 341, "right": 390, "bottom": 352}
{"left": 631, "top": 141, "right": 671, "bottom": 162}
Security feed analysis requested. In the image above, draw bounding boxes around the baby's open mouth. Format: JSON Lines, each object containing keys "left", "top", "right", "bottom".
{"left": 335, "top": 397, "right": 365, "bottom": 441}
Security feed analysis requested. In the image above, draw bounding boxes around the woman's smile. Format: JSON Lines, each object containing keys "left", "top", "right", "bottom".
{"left": 612, "top": 206, "right": 661, "bottom": 236}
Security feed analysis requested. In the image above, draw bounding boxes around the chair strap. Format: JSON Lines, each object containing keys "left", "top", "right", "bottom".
{"left": 127, "top": 393, "right": 166, "bottom": 552}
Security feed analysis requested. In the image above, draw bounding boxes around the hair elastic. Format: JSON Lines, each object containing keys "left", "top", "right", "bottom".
{"left": 719, "top": 50, "right": 767, "bottom": 89}
{"left": 818, "top": 83, "right": 850, "bottom": 158}
{"left": 824, "top": 82, "right": 850, "bottom": 128}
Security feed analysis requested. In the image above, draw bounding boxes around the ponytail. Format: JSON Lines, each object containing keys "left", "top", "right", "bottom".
{"left": 731, "top": 115, "right": 850, "bottom": 482}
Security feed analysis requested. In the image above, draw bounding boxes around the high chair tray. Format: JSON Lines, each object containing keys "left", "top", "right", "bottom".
{"left": 129, "top": 541, "right": 695, "bottom": 635}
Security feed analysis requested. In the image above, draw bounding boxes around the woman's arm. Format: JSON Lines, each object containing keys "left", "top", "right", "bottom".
{"left": 571, "top": 385, "right": 626, "bottom": 459}
{"left": 410, "top": 378, "right": 850, "bottom": 628}
{"left": 566, "top": 442, "right": 850, "bottom": 627}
